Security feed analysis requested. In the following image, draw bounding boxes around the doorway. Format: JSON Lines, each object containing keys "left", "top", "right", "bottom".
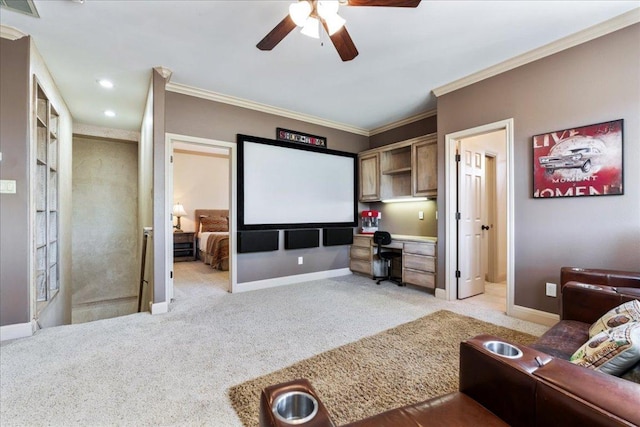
{"left": 165, "top": 133, "right": 237, "bottom": 301}
{"left": 445, "top": 119, "right": 514, "bottom": 315}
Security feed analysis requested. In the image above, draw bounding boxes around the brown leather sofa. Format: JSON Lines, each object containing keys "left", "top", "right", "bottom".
{"left": 530, "top": 267, "right": 640, "bottom": 372}
{"left": 259, "top": 267, "right": 640, "bottom": 427}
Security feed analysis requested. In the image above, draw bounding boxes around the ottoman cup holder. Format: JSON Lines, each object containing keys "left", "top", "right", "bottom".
{"left": 483, "top": 340, "right": 523, "bottom": 359}
{"left": 272, "top": 391, "right": 319, "bottom": 425}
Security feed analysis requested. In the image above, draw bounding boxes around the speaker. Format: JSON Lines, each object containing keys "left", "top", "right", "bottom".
{"left": 284, "top": 229, "right": 320, "bottom": 250}
{"left": 238, "top": 230, "right": 279, "bottom": 253}
{"left": 323, "top": 228, "right": 354, "bottom": 246}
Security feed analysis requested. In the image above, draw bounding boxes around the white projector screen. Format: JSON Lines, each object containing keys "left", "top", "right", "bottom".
{"left": 238, "top": 135, "right": 357, "bottom": 230}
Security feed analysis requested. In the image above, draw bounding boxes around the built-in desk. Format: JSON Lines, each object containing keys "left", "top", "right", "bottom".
{"left": 349, "top": 234, "right": 437, "bottom": 290}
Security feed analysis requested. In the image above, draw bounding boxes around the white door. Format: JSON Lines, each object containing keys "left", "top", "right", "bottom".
{"left": 458, "top": 139, "right": 486, "bottom": 299}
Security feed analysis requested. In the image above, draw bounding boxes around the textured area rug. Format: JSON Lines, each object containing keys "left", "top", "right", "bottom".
{"left": 228, "top": 310, "right": 537, "bottom": 426}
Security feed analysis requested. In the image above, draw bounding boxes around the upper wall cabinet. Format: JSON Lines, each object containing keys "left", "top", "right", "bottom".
{"left": 358, "top": 133, "right": 437, "bottom": 202}
{"left": 412, "top": 138, "right": 437, "bottom": 197}
{"left": 359, "top": 152, "right": 380, "bottom": 202}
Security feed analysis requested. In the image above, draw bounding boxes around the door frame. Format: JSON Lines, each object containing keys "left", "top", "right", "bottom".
{"left": 165, "top": 133, "right": 237, "bottom": 297}
{"left": 445, "top": 118, "right": 514, "bottom": 315}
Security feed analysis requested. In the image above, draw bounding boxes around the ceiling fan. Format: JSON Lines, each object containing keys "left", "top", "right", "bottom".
{"left": 257, "top": 0, "right": 421, "bottom": 62}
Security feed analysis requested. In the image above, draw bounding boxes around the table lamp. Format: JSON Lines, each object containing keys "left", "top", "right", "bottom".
{"left": 172, "top": 203, "right": 187, "bottom": 232}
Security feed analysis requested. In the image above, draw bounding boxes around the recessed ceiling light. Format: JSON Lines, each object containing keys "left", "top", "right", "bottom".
{"left": 98, "top": 79, "right": 114, "bottom": 89}
{"left": 104, "top": 110, "right": 116, "bottom": 117}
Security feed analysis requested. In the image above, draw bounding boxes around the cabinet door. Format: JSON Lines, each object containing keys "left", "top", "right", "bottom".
{"left": 359, "top": 153, "right": 380, "bottom": 202}
{"left": 412, "top": 140, "right": 437, "bottom": 197}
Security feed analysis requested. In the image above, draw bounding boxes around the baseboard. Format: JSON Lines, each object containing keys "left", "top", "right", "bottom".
{"left": 234, "top": 268, "right": 352, "bottom": 293}
{"left": 0, "top": 320, "right": 35, "bottom": 342}
{"left": 150, "top": 301, "right": 169, "bottom": 315}
{"left": 435, "top": 288, "right": 447, "bottom": 300}
{"left": 509, "top": 304, "right": 559, "bottom": 327}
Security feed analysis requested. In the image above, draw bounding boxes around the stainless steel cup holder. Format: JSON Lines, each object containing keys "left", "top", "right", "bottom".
{"left": 272, "top": 391, "right": 319, "bottom": 425}
{"left": 483, "top": 340, "right": 523, "bottom": 359}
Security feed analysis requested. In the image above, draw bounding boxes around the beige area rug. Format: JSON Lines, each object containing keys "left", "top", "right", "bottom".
{"left": 228, "top": 310, "right": 537, "bottom": 426}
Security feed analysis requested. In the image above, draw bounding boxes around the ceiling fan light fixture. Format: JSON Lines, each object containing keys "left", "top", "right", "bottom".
{"left": 317, "top": 0, "right": 340, "bottom": 19}
{"left": 323, "top": 13, "right": 346, "bottom": 35}
{"left": 289, "top": 1, "right": 312, "bottom": 27}
{"left": 300, "top": 16, "right": 320, "bottom": 39}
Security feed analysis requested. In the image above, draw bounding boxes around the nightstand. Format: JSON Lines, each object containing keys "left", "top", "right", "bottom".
{"left": 173, "top": 231, "right": 196, "bottom": 262}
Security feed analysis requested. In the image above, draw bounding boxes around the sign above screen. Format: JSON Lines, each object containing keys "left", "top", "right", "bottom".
{"left": 237, "top": 134, "right": 357, "bottom": 230}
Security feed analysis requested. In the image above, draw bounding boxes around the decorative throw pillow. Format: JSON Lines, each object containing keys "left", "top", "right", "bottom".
{"left": 570, "top": 321, "right": 640, "bottom": 376}
{"left": 200, "top": 216, "right": 228, "bottom": 232}
{"left": 589, "top": 299, "right": 640, "bottom": 337}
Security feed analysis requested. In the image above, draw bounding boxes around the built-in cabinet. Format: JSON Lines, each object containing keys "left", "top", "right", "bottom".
{"left": 358, "top": 133, "right": 437, "bottom": 202}
{"left": 358, "top": 153, "right": 380, "bottom": 202}
{"left": 349, "top": 234, "right": 436, "bottom": 290}
{"left": 34, "top": 79, "right": 59, "bottom": 306}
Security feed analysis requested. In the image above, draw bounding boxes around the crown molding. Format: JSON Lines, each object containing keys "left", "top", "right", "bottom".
{"left": 153, "top": 66, "right": 173, "bottom": 81}
{"left": 369, "top": 109, "right": 437, "bottom": 136}
{"left": 433, "top": 8, "right": 640, "bottom": 97}
{"left": 0, "top": 25, "right": 27, "bottom": 40}
{"left": 165, "top": 82, "right": 370, "bottom": 136}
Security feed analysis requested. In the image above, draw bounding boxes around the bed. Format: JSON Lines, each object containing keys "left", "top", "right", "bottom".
{"left": 194, "top": 209, "right": 229, "bottom": 271}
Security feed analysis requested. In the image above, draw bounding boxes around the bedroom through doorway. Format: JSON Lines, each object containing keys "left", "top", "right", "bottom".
{"left": 169, "top": 135, "right": 233, "bottom": 299}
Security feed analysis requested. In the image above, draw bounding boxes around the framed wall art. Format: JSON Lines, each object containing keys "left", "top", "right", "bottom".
{"left": 532, "top": 119, "right": 623, "bottom": 198}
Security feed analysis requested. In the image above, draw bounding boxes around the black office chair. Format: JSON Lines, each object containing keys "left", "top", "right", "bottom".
{"left": 372, "top": 231, "right": 403, "bottom": 286}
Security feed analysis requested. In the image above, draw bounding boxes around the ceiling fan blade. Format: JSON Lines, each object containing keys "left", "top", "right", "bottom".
{"left": 325, "top": 24, "right": 359, "bottom": 62}
{"left": 257, "top": 15, "right": 297, "bottom": 51}
{"left": 347, "top": 0, "right": 421, "bottom": 6}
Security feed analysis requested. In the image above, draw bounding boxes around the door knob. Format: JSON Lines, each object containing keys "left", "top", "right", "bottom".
{"left": 481, "top": 225, "right": 490, "bottom": 230}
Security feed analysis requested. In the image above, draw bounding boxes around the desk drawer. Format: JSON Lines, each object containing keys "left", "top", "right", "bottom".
{"left": 350, "top": 246, "right": 371, "bottom": 260}
{"left": 352, "top": 235, "right": 372, "bottom": 248}
{"left": 350, "top": 259, "right": 372, "bottom": 275}
{"left": 403, "top": 254, "right": 435, "bottom": 272}
{"left": 403, "top": 268, "right": 435, "bottom": 288}
{"left": 403, "top": 242, "right": 435, "bottom": 256}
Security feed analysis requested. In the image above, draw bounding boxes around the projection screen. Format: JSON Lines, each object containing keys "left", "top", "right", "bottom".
{"left": 237, "top": 134, "right": 357, "bottom": 230}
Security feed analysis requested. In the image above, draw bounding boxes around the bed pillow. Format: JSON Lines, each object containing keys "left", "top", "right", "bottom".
{"left": 589, "top": 299, "right": 640, "bottom": 337}
{"left": 200, "top": 216, "right": 228, "bottom": 232}
{"left": 570, "top": 321, "right": 640, "bottom": 376}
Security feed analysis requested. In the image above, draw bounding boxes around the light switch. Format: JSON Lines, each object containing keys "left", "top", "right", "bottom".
{"left": 0, "top": 180, "right": 17, "bottom": 194}
{"left": 418, "top": 211, "right": 424, "bottom": 220}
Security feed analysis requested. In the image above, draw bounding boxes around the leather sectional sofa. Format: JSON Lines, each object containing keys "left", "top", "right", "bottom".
{"left": 259, "top": 267, "right": 640, "bottom": 427}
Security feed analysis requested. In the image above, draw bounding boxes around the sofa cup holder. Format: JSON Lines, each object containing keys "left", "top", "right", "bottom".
{"left": 272, "top": 391, "right": 319, "bottom": 425}
{"left": 483, "top": 340, "right": 523, "bottom": 359}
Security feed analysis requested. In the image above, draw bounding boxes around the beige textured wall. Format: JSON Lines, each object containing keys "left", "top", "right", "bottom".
{"left": 437, "top": 24, "right": 640, "bottom": 313}
{"left": 71, "top": 136, "right": 138, "bottom": 323}
{"left": 173, "top": 151, "right": 229, "bottom": 232}
{"left": 368, "top": 200, "right": 437, "bottom": 237}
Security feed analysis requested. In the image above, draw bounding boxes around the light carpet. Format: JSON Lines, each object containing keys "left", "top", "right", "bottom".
{"left": 0, "top": 271, "right": 548, "bottom": 426}
{"left": 228, "top": 310, "right": 537, "bottom": 427}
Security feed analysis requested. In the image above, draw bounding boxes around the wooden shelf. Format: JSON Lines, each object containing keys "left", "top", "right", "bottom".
{"left": 382, "top": 167, "right": 411, "bottom": 175}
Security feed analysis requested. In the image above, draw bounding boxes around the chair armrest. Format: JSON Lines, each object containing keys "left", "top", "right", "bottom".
{"left": 534, "top": 358, "right": 640, "bottom": 426}
{"left": 459, "top": 335, "right": 552, "bottom": 427}
{"left": 561, "top": 267, "right": 640, "bottom": 291}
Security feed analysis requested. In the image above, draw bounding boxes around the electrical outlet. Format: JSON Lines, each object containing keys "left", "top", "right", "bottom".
{"left": 418, "top": 211, "right": 424, "bottom": 220}
{"left": 545, "top": 282, "right": 557, "bottom": 297}
{"left": 0, "top": 180, "right": 17, "bottom": 194}
{"left": 298, "top": 256, "right": 303, "bottom": 265}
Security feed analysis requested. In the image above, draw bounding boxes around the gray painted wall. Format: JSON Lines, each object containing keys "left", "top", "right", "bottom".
{"left": 71, "top": 136, "right": 138, "bottom": 323}
{"left": 164, "top": 91, "right": 369, "bottom": 283}
{"left": 0, "top": 37, "right": 30, "bottom": 326}
{"left": 369, "top": 115, "right": 437, "bottom": 149}
{"left": 152, "top": 70, "right": 167, "bottom": 304}
{"left": 436, "top": 24, "right": 640, "bottom": 314}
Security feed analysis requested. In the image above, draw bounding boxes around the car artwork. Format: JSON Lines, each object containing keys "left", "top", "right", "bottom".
{"left": 538, "top": 136, "right": 606, "bottom": 175}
